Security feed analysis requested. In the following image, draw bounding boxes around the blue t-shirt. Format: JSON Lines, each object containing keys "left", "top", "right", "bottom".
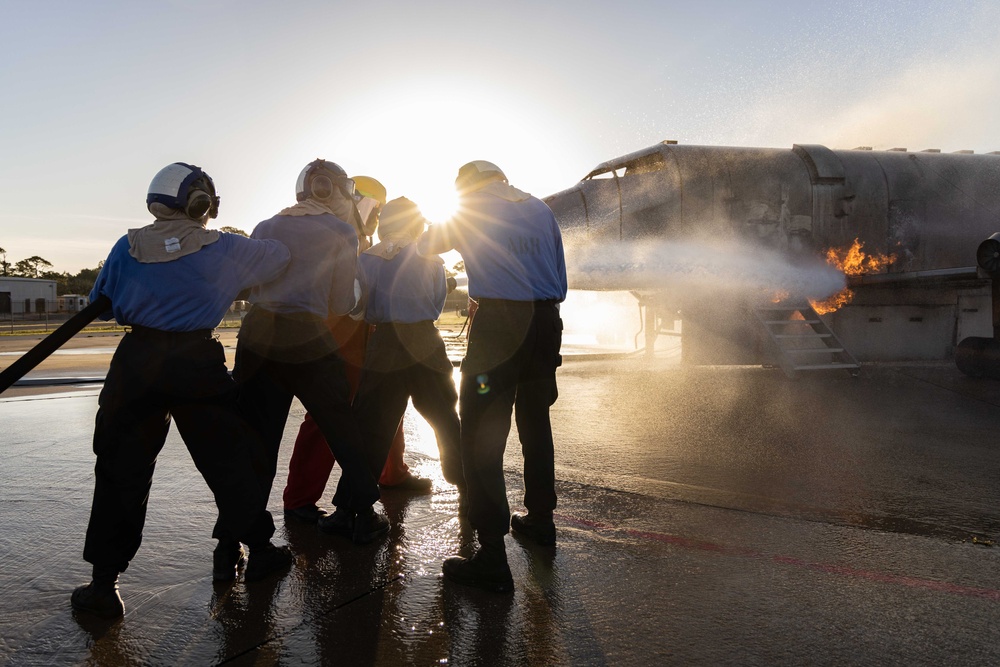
{"left": 418, "top": 191, "right": 567, "bottom": 302}
{"left": 248, "top": 212, "right": 359, "bottom": 318}
{"left": 90, "top": 233, "right": 290, "bottom": 331}
{"left": 358, "top": 244, "right": 447, "bottom": 324}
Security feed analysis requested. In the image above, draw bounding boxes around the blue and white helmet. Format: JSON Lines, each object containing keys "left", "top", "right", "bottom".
{"left": 146, "top": 162, "right": 220, "bottom": 219}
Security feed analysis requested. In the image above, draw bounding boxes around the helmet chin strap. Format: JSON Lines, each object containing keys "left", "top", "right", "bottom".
{"left": 349, "top": 200, "right": 367, "bottom": 239}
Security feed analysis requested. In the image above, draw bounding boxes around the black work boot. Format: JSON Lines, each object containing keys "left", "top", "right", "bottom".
{"left": 352, "top": 507, "right": 390, "bottom": 545}
{"left": 317, "top": 508, "right": 354, "bottom": 539}
{"left": 442, "top": 540, "right": 514, "bottom": 593}
{"left": 510, "top": 512, "right": 556, "bottom": 546}
{"left": 71, "top": 578, "right": 124, "bottom": 619}
{"left": 245, "top": 543, "right": 293, "bottom": 582}
{"left": 213, "top": 542, "right": 247, "bottom": 582}
{"left": 283, "top": 504, "right": 331, "bottom": 524}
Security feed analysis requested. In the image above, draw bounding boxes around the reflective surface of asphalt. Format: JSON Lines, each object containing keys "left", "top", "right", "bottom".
{"left": 2, "top": 357, "right": 1000, "bottom": 665}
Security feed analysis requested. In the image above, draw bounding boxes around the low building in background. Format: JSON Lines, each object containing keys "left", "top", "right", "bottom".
{"left": 58, "top": 294, "right": 91, "bottom": 313}
{"left": 0, "top": 277, "right": 58, "bottom": 317}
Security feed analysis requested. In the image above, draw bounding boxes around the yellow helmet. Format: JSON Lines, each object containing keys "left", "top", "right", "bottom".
{"left": 352, "top": 175, "right": 387, "bottom": 206}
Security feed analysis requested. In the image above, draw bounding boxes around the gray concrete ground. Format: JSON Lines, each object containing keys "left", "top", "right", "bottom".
{"left": 1, "top": 336, "right": 1000, "bottom": 665}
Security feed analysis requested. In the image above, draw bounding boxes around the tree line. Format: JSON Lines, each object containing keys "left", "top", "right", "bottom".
{"left": 1, "top": 246, "right": 102, "bottom": 295}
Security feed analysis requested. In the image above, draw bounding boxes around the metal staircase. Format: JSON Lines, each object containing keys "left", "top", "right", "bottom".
{"left": 753, "top": 302, "right": 860, "bottom": 377}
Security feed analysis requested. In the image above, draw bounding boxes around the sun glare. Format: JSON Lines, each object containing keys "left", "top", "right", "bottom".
{"left": 324, "top": 77, "right": 567, "bottom": 228}
{"left": 412, "top": 186, "right": 458, "bottom": 224}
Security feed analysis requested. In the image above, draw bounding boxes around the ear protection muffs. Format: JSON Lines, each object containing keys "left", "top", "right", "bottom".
{"left": 310, "top": 174, "right": 335, "bottom": 200}
{"left": 187, "top": 176, "right": 220, "bottom": 219}
{"left": 296, "top": 159, "right": 353, "bottom": 202}
{"left": 186, "top": 190, "right": 213, "bottom": 219}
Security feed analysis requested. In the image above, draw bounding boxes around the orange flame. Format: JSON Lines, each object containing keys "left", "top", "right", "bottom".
{"left": 824, "top": 238, "right": 894, "bottom": 275}
{"left": 810, "top": 239, "right": 895, "bottom": 314}
{"left": 812, "top": 289, "right": 854, "bottom": 315}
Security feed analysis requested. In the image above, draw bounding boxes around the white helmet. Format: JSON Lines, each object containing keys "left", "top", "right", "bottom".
{"left": 455, "top": 160, "right": 507, "bottom": 193}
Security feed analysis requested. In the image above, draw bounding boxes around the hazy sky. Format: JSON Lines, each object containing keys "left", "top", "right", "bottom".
{"left": 2, "top": 0, "right": 998, "bottom": 273}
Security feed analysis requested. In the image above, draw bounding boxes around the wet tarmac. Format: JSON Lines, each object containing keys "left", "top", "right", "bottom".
{"left": 2, "top": 346, "right": 1000, "bottom": 665}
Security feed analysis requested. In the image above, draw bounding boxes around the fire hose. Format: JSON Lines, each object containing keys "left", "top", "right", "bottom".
{"left": 0, "top": 294, "right": 112, "bottom": 395}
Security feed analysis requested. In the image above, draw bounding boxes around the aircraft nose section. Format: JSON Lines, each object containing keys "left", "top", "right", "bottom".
{"left": 545, "top": 186, "right": 589, "bottom": 238}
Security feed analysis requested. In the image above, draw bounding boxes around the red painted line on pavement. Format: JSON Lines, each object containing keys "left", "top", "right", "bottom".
{"left": 557, "top": 513, "right": 1000, "bottom": 602}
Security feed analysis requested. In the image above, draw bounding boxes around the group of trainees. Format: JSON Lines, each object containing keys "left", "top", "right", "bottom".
{"left": 70, "top": 157, "right": 568, "bottom": 620}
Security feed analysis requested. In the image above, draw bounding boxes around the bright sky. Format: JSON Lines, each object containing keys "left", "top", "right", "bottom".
{"left": 2, "top": 0, "right": 998, "bottom": 273}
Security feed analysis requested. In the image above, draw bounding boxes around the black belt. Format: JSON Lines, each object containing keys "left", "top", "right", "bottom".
{"left": 128, "top": 324, "right": 214, "bottom": 340}
{"left": 378, "top": 320, "right": 436, "bottom": 328}
{"left": 476, "top": 298, "right": 559, "bottom": 307}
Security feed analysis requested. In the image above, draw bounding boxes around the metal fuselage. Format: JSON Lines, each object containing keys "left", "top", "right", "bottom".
{"left": 544, "top": 142, "right": 1000, "bottom": 362}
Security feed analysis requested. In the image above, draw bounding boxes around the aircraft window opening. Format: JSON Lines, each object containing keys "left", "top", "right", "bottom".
{"left": 623, "top": 155, "right": 665, "bottom": 176}
{"left": 584, "top": 153, "right": 665, "bottom": 180}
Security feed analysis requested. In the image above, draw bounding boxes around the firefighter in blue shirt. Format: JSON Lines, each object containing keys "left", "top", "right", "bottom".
{"left": 419, "top": 161, "right": 568, "bottom": 593}
{"left": 323, "top": 197, "right": 463, "bottom": 530}
{"left": 72, "top": 163, "right": 294, "bottom": 619}
{"left": 233, "top": 159, "right": 390, "bottom": 545}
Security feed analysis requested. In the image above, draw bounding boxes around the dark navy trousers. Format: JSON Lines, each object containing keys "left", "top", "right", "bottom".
{"left": 458, "top": 299, "right": 562, "bottom": 539}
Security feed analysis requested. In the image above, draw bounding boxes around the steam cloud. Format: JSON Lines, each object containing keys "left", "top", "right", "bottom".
{"left": 565, "top": 238, "right": 846, "bottom": 302}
